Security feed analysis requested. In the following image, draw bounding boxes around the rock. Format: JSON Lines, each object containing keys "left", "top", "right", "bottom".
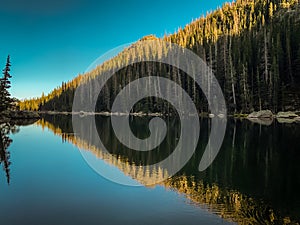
{"left": 276, "top": 117, "right": 296, "bottom": 124}
{"left": 119, "top": 112, "right": 130, "bottom": 116}
{"left": 208, "top": 113, "right": 215, "bottom": 118}
{"left": 147, "top": 112, "right": 163, "bottom": 117}
{"left": 276, "top": 116, "right": 300, "bottom": 124}
{"left": 276, "top": 111, "right": 298, "bottom": 118}
{"left": 248, "top": 110, "right": 273, "bottom": 118}
{"left": 247, "top": 117, "right": 274, "bottom": 126}
{"left": 217, "top": 114, "right": 225, "bottom": 118}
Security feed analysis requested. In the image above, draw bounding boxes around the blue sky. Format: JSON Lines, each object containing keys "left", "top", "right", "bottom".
{"left": 0, "top": 0, "right": 227, "bottom": 99}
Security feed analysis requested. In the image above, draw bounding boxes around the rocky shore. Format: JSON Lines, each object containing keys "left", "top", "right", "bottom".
{"left": 245, "top": 110, "right": 300, "bottom": 125}
{"left": 14, "top": 109, "right": 300, "bottom": 125}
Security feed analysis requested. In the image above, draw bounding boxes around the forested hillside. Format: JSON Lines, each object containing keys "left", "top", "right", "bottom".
{"left": 20, "top": 0, "right": 300, "bottom": 114}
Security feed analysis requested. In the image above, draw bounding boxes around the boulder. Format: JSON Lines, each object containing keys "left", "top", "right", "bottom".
{"left": 276, "top": 111, "right": 298, "bottom": 118}
{"left": 247, "top": 117, "right": 273, "bottom": 126}
{"left": 208, "top": 113, "right": 215, "bottom": 118}
{"left": 248, "top": 110, "right": 273, "bottom": 118}
{"left": 276, "top": 118, "right": 296, "bottom": 124}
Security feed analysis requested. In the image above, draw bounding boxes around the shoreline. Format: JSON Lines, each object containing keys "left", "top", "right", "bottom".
{"left": 0, "top": 110, "right": 40, "bottom": 125}
{"left": 2, "top": 110, "right": 300, "bottom": 125}
{"left": 37, "top": 111, "right": 225, "bottom": 118}
{"left": 35, "top": 110, "right": 300, "bottom": 124}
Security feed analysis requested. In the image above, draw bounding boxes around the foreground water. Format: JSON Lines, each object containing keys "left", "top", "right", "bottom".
{"left": 0, "top": 115, "right": 300, "bottom": 225}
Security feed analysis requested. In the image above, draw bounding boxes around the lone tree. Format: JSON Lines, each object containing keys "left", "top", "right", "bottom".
{"left": 0, "top": 55, "right": 12, "bottom": 112}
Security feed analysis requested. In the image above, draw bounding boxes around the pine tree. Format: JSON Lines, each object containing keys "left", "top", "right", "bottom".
{"left": 0, "top": 55, "right": 13, "bottom": 112}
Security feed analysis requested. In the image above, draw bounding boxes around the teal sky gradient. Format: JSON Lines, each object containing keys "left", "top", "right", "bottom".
{"left": 0, "top": 0, "right": 227, "bottom": 99}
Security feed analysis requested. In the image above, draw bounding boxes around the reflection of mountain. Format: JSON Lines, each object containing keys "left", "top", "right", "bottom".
{"left": 37, "top": 115, "right": 300, "bottom": 224}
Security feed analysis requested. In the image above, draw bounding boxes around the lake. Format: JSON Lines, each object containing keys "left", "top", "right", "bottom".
{"left": 0, "top": 115, "right": 300, "bottom": 225}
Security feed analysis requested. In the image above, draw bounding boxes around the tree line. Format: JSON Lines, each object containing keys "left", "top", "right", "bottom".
{"left": 19, "top": 0, "right": 300, "bottom": 114}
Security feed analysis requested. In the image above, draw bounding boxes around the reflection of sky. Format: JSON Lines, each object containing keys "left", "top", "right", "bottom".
{"left": 80, "top": 149, "right": 141, "bottom": 186}
{"left": 0, "top": 0, "right": 227, "bottom": 99}
{"left": 0, "top": 124, "right": 233, "bottom": 225}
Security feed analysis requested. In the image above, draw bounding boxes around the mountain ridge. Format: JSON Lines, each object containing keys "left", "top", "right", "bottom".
{"left": 19, "top": 0, "right": 300, "bottom": 114}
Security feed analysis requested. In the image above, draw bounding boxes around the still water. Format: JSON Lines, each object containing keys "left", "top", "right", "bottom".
{"left": 0, "top": 115, "right": 300, "bottom": 225}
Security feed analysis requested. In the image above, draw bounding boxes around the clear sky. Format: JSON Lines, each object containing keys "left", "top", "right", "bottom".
{"left": 0, "top": 0, "right": 227, "bottom": 99}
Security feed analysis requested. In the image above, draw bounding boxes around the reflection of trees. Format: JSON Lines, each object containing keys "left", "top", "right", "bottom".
{"left": 38, "top": 115, "right": 300, "bottom": 224}
{"left": 164, "top": 175, "right": 297, "bottom": 225}
{"left": 0, "top": 123, "right": 14, "bottom": 184}
{"left": 0, "top": 118, "right": 42, "bottom": 184}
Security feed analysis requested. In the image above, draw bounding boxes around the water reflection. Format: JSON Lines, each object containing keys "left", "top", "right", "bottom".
{"left": 37, "top": 114, "right": 300, "bottom": 224}
{"left": 0, "top": 123, "right": 13, "bottom": 184}
{"left": 0, "top": 119, "right": 38, "bottom": 184}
